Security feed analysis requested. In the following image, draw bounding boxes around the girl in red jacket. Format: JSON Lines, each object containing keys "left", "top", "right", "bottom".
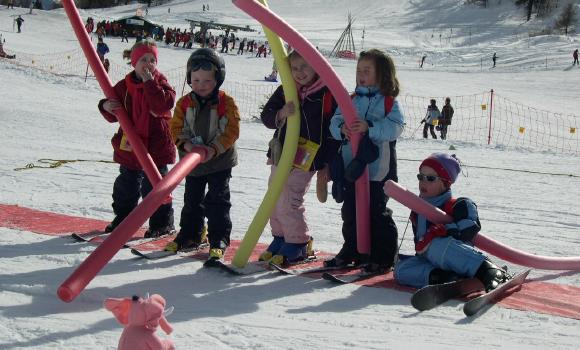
{"left": 98, "top": 38, "right": 176, "bottom": 238}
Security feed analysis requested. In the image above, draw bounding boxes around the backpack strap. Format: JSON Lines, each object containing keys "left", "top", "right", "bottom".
{"left": 442, "top": 197, "right": 457, "bottom": 216}
{"left": 322, "top": 90, "right": 334, "bottom": 118}
{"left": 384, "top": 95, "right": 394, "bottom": 114}
{"left": 350, "top": 93, "right": 394, "bottom": 116}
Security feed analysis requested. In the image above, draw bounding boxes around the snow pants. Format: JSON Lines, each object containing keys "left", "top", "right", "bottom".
{"left": 268, "top": 165, "right": 315, "bottom": 244}
{"left": 112, "top": 165, "right": 174, "bottom": 231}
{"left": 179, "top": 168, "right": 232, "bottom": 249}
{"left": 423, "top": 123, "right": 437, "bottom": 139}
{"left": 394, "top": 236, "right": 486, "bottom": 289}
{"left": 340, "top": 180, "right": 399, "bottom": 267}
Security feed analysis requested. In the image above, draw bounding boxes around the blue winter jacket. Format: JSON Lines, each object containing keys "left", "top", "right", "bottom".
{"left": 329, "top": 86, "right": 405, "bottom": 181}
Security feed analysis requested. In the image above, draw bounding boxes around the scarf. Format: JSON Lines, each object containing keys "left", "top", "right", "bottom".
{"left": 298, "top": 77, "right": 325, "bottom": 101}
{"left": 416, "top": 190, "right": 452, "bottom": 241}
{"left": 125, "top": 72, "right": 150, "bottom": 146}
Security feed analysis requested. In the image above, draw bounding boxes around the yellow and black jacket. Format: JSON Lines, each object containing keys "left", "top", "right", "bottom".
{"left": 170, "top": 90, "right": 240, "bottom": 177}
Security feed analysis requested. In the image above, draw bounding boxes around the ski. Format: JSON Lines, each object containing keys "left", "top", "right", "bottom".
{"left": 202, "top": 259, "right": 269, "bottom": 276}
{"left": 73, "top": 231, "right": 175, "bottom": 249}
{"left": 269, "top": 261, "right": 361, "bottom": 276}
{"left": 463, "top": 269, "right": 531, "bottom": 317}
{"left": 411, "top": 278, "right": 484, "bottom": 312}
{"left": 203, "top": 258, "right": 245, "bottom": 275}
{"left": 322, "top": 266, "right": 387, "bottom": 284}
{"left": 131, "top": 242, "right": 208, "bottom": 260}
{"left": 71, "top": 231, "right": 106, "bottom": 242}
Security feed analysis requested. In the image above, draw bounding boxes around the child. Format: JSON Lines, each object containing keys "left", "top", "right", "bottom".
{"left": 98, "top": 38, "right": 176, "bottom": 238}
{"left": 394, "top": 153, "right": 508, "bottom": 292}
{"left": 259, "top": 50, "right": 340, "bottom": 266}
{"left": 421, "top": 99, "right": 439, "bottom": 139}
{"left": 96, "top": 37, "right": 109, "bottom": 63}
{"left": 167, "top": 48, "right": 240, "bottom": 261}
{"left": 103, "top": 58, "right": 110, "bottom": 73}
{"left": 327, "top": 49, "right": 404, "bottom": 271}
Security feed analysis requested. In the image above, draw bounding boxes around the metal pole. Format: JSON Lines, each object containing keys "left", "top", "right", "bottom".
{"left": 487, "top": 89, "right": 494, "bottom": 145}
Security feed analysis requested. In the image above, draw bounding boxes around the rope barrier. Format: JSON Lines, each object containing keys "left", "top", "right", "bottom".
{"left": 14, "top": 158, "right": 115, "bottom": 171}
{"left": 3, "top": 47, "right": 579, "bottom": 156}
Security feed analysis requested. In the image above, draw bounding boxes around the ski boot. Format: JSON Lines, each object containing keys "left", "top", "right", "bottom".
{"left": 475, "top": 259, "right": 508, "bottom": 292}
{"left": 324, "top": 246, "right": 364, "bottom": 268}
{"left": 258, "top": 236, "right": 285, "bottom": 262}
{"left": 164, "top": 225, "right": 207, "bottom": 252}
{"left": 144, "top": 225, "right": 176, "bottom": 238}
{"left": 208, "top": 248, "right": 224, "bottom": 261}
{"left": 270, "top": 238, "right": 314, "bottom": 266}
{"left": 104, "top": 215, "right": 125, "bottom": 233}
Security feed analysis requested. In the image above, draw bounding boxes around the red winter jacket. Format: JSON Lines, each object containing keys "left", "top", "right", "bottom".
{"left": 98, "top": 71, "right": 176, "bottom": 170}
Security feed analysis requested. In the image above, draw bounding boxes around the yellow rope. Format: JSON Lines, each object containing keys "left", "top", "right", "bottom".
{"left": 14, "top": 158, "right": 115, "bottom": 171}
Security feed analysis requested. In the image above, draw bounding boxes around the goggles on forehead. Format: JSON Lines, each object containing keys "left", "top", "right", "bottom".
{"left": 416, "top": 174, "right": 440, "bottom": 182}
{"left": 190, "top": 60, "right": 215, "bottom": 72}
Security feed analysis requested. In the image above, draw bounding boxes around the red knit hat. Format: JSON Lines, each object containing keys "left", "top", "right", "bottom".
{"left": 420, "top": 153, "right": 461, "bottom": 185}
{"left": 130, "top": 44, "right": 158, "bottom": 67}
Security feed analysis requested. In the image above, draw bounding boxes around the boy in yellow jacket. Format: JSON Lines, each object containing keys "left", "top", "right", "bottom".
{"left": 168, "top": 49, "right": 240, "bottom": 261}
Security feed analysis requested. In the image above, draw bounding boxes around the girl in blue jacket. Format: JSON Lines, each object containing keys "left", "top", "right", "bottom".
{"left": 327, "top": 49, "right": 405, "bottom": 271}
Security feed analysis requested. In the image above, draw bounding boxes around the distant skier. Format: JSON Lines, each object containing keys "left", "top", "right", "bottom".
{"left": 265, "top": 61, "right": 278, "bottom": 82}
{"left": 438, "top": 97, "right": 454, "bottom": 140}
{"left": 96, "top": 37, "right": 110, "bottom": 63}
{"left": 492, "top": 52, "right": 497, "bottom": 68}
{"left": 573, "top": 49, "right": 579, "bottom": 66}
{"left": 421, "top": 99, "right": 440, "bottom": 139}
{"left": 15, "top": 15, "right": 24, "bottom": 33}
{"left": 420, "top": 54, "right": 427, "bottom": 68}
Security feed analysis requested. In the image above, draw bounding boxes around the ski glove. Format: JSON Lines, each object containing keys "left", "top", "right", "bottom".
{"left": 415, "top": 224, "right": 447, "bottom": 254}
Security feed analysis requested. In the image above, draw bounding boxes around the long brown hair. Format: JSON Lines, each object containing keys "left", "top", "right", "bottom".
{"left": 358, "top": 49, "right": 399, "bottom": 97}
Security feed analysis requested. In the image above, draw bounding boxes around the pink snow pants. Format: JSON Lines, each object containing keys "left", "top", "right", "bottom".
{"left": 268, "top": 165, "right": 315, "bottom": 244}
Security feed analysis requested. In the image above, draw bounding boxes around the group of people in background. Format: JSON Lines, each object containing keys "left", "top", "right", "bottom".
{"left": 421, "top": 98, "right": 454, "bottom": 140}
{"left": 96, "top": 40, "right": 508, "bottom": 292}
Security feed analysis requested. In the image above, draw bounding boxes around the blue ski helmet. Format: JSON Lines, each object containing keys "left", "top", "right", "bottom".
{"left": 186, "top": 48, "right": 226, "bottom": 89}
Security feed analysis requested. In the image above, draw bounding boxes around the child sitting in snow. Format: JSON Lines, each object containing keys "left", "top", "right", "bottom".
{"left": 394, "top": 153, "right": 508, "bottom": 291}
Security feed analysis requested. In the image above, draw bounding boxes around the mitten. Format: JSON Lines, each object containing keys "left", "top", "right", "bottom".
{"left": 415, "top": 224, "right": 447, "bottom": 254}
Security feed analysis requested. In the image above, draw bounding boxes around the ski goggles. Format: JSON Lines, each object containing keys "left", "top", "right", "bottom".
{"left": 416, "top": 174, "right": 440, "bottom": 182}
{"left": 190, "top": 60, "right": 216, "bottom": 72}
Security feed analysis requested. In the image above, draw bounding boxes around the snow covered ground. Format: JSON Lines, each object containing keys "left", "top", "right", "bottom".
{"left": 1, "top": 1, "right": 579, "bottom": 349}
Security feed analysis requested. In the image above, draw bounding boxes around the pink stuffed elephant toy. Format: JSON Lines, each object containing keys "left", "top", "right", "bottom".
{"left": 104, "top": 294, "right": 175, "bottom": 350}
